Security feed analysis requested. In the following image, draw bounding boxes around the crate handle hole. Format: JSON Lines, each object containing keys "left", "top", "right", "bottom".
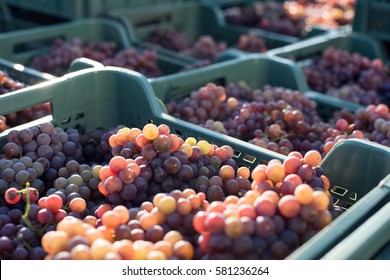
{"left": 331, "top": 186, "right": 348, "bottom": 196}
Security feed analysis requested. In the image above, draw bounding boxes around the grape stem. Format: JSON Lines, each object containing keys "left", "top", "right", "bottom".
{"left": 20, "top": 182, "right": 44, "bottom": 237}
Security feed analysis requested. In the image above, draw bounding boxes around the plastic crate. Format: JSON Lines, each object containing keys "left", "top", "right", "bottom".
{"left": 353, "top": 0, "right": 390, "bottom": 43}
{"left": 320, "top": 193, "right": 390, "bottom": 260}
{"left": 287, "top": 139, "right": 390, "bottom": 259}
{"left": 1, "top": 67, "right": 390, "bottom": 260}
{"left": 0, "top": 18, "right": 194, "bottom": 77}
{"left": 268, "top": 30, "right": 389, "bottom": 108}
{"left": 107, "top": 1, "right": 292, "bottom": 62}
{"left": 1, "top": 0, "right": 53, "bottom": 33}
{"left": 150, "top": 53, "right": 361, "bottom": 122}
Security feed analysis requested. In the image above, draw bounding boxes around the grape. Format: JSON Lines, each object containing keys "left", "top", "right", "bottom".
{"left": 237, "top": 33, "right": 267, "bottom": 53}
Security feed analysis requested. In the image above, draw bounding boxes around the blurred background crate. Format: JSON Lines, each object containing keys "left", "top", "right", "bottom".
{"left": 1, "top": 0, "right": 67, "bottom": 32}
{"left": 107, "top": 0, "right": 294, "bottom": 63}
{"left": 0, "top": 18, "right": 194, "bottom": 77}
{"left": 269, "top": 31, "right": 390, "bottom": 107}
{"left": 353, "top": 0, "right": 390, "bottom": 63}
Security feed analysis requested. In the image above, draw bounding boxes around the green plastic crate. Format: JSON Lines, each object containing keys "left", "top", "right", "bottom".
{"left": 108, "top": 1, "right": 292, "bottom": 62}
{"left": 1, "top": 0, "right": 26, "bottom": 33}
{"left": 268, "top": 31, "right": 389, "bottom": 108}
{"left": 0, "top": 18, "right": 190, "bottom": 77}
{"left": 287, "top": 139, "right": 390, "bottom": 259}
{"left": 150, "top": 53, "right": 362, "bottom": 122}
{"left": 321, "top": 187, "right": 390, "bottom": 260}
{"left": 353, "top": 0, "right": 390, "bottom": 42}
{"left": 353, "top": 0, "right": 390, "bottom": 62}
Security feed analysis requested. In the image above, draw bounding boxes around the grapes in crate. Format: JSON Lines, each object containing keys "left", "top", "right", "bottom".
{"left": 223, "top": 0, "right": 355, "bottom": 37}
{"left": 0, "top": 70, "right": 51, "bottom": 133}
{"left": 165, "top": 82, "right": 339, "bottom": 156}
{"left": 1, "top": 120, "right": 345, "bottom": 260}
{"left": 193, "top": 151, "right": 342, "bottom": 260}
{"left": 147, "top": 27, "right": 268, "bottom": 63}
{"left": 303, "top": 47, "right": 389, "bottom": 106}
{"left": 224, "top": 0, "right": 307, "bottom": 37}
{"left": 29, "top": 38, "right": 162, "bottom": 78}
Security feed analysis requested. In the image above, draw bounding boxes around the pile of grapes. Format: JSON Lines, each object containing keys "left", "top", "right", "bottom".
{"left": 1, "top": 121, "right": 344, "bottom": 260}
{"left": 29, "top": 38, "right": 162, "bottom": 77}
{"left": 166, "top": 82, "right": 390, "bottom": 156}
{"left": 0, "top": 70, "right": 51, "bottom": 133}
{"left": 284, "top": 0, "right": 355, "bottom": 29}
{"left": 223, "top": 0, "right": 354, "bottom": 37}
{"left": 147, "top": 28, "right": 268, "bottom": 61}
{"left": 303, "top": 47, "right": 390, "bottom": 106}
{"left": 223, "top": 0, "right": 307, "bottom": 37}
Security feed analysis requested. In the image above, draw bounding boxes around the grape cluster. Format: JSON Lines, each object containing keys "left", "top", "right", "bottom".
{"left": 98, "top": 123, "right": 252, "bottom": 205}
{"left": 0, "top": 204, "right": 46, "bottom": 260}
{"left": 181, "top": 35, "right": 227, "bottom": 61}
{"left": 39, "top": 199, "right": 198, "bottom": 260}
{"left": 165, "top": 81, "right": 390, "bottom": 155}
{"left": 303, "top": 47, "right": 388, "bottom": 106}
{"left": 148, "top": 28, "right": 190, "bottom": 52}
{"left": 29, "top": 38, "right": 162, "bottom": 77}
{"left": 1, "top": 123, "right": 85, "bottom": 188}
{"left": 193, "top": 151, "right": 342, "bottom": 260}
{"left": 223, "top": 1, "right": 307, "bottom": 37}
{"left": 0, "top": 70, "right": 51, "bottom": 133}
{"left": 284, "top": 0, "right": 355, "bottom": 29}
{"left": 147, "top": 27, "right": 268, "bottom": 63}
{"left": 328, "top": 104, "right": 390, "bottom": 149}
{"left": 166, "top": 82, "right": 329, "bottom": 155}
{"left": 0, "top": 70, "right": 25, "bottom": 95}
{"left": 236, "top": 33, "right": 268, "bottom": 53}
